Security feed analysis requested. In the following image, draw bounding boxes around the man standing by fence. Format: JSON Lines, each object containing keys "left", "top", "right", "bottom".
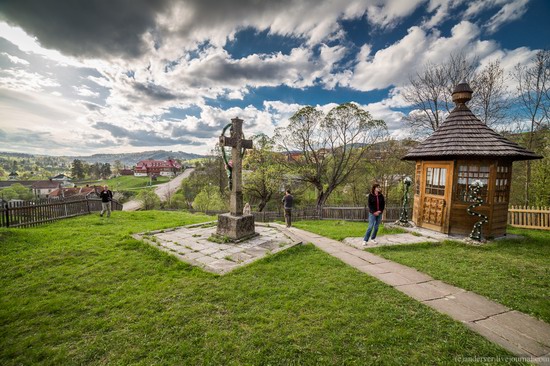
{"left": 99, "top": 185, "right": 113, "bottom": 218}
{"left": 282, "top": 189, "right": 294, "bottom": 228}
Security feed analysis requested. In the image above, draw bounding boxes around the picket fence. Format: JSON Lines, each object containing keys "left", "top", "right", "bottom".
{"left": 0, "top": 197, "right": 123, "bottom": 228}
{"left": 193, "top": 205, "right": 408, "bottom": 224}
{"left": 508, "top": 206, "right": 550, "bottom": 230}
{"left": 2, "top": 201, "right": 548, "bottom": 230}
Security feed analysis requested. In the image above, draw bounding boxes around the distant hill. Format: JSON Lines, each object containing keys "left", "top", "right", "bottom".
{"left": 69, "top": 150, "right": 206, "bottom": 166}
{"left": 0, "top": 150, "right": 206, "bottom": 167}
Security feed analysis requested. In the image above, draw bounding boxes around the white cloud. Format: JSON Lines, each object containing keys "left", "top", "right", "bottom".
{"left": 0, "top": 68, "right": 60, "bottom": 92}
{"left": 1, "top": 51, "right": 29, "bottom": 65}
{"left": 485, "top": 0, "right": 529, "bottom": 33}
{"left": 349, "top": 21, "right": 500, "bottom": 91}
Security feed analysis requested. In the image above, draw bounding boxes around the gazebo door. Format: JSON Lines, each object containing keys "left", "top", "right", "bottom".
{"left": 419, "top": 162, "right": 453, "bottom": 232}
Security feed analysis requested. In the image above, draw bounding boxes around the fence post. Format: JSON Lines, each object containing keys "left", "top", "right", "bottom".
{"left": 5, "top": 203, "right": 9, "bottom": 228}
{"left": 86, "top": 197, "right": 91, "bottom": 214}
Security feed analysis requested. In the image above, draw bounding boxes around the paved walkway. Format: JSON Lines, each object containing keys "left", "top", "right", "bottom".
{"left": 278, "top": 224, "right": 550, "bottom": 365}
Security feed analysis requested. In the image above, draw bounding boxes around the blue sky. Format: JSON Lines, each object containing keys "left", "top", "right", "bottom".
{"left": 0, "top": 0, "right": 548, "bottom": 156}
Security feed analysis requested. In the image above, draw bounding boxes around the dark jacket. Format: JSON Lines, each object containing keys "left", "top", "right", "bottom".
{"left": 282, "top": 194, "right": 293, "bottom": 209}
{"left": 367, "top": 193, "right": 385, "bottom": 213}
{"left": 99, "top": 190, "right": 113, "bottom": 203}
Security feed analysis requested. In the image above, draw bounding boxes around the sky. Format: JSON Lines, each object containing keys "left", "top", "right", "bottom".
{"left": 0, "top": 0, "right": 548, "bottom": 157}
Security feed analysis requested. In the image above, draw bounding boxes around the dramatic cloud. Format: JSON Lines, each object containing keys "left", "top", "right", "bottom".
{"left": 0, "top": 0, "right": 544, "bottom": 156}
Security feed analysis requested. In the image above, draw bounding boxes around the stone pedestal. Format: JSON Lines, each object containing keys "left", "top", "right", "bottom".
{"left": 217, "top": 213, "right": 256, "bottom": 241}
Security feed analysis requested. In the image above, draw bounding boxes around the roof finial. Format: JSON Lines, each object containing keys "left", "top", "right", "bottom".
{"left": 452, "top": 81, "right": 473, "bottom": 105}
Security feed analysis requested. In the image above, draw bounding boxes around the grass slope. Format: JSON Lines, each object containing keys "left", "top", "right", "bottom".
{"left": 367, "top": 228, "right": 550, "bottom": 324}
{"left": 0, "top": 212, "right": 525, "bottom": 365}
{"left": 292, "top": 220, "right": 406, "bottom": 241}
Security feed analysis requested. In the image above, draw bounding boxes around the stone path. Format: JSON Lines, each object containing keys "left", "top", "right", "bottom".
{"left": 281, "top": 224, "right": 550, "bottom": 365}
{"left": 133, "top": 222, "right": 301, "bottom": 274}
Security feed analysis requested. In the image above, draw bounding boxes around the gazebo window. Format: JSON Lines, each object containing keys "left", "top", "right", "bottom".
{"left": 494, "top": 164, "right": 511, "bottom": 203}
{"left": 455, "top": 165, "right": 489, "bottom": 201}
{"left": 425, "top": 167, "right": 446, "bottom": 196}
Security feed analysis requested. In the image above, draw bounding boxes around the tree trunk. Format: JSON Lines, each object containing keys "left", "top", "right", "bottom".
{"left": 258, "top": 200, "right": 266, "bottom": 212}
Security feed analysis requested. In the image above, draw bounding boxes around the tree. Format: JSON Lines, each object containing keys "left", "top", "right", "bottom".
{"left": 512, "top": 49, "right": 550, "bottom": 205}
{"left": 136, "top": 188, "right": 161, "bottom": 210}
{"left": 10, "top": 183, "right": 33, "bottom": 200}
{"left": 402, "top": 53, "right": 476, "bottom": 135}
{"left": 71, "top": 159, "right": 85, "bottom": 180}
{"left": 113, "top": 160, "right": 123, "bottom": 175}
{"left": 470, "top": 60, "right": 511, "bottom": 127}
{"left": 180, "top": 157, "right": 227, "bottom": 208}
{"left": 89, "top": 163, "right": 101, "bottom": 180}
{"left": 100, "top": 163, "right": 112, "bottom": 179}
{"left": 192, "top": 185, "right": 226, "bottom": 211}
{"left": 243, "top": 134, "right": 285, "bottom": 211}
{"left": 402, "top": 53, "right": 510, "bottom": 134}
{"left": 0, "top": 187, "right": 18, "bottom": 201}
{"left": 275, "top": 103, "right": 386, "bottom": 210}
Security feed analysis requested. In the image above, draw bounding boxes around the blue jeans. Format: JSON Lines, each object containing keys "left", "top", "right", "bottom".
{"left": 363, "top": 213, "right": 382, "bottom": 241}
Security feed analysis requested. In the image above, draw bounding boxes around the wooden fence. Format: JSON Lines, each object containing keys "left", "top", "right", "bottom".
{"left": 508, "top": 206, "right": 550, "bottom": 230}
{"left": 0, "top": 198, "right": 123, "bottom": 228}
{"left": 193, "top": 205, "right": 410, "bottom": 223}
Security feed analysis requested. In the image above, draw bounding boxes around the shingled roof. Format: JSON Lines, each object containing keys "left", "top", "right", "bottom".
{"left": 402, "top": 83, "right": 542, "bottom": 161}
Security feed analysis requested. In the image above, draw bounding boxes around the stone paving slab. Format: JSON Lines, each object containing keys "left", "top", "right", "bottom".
{"left": 283, "top": 225, "right": 550, "bottom": 364}
{"left": 472, "top": 315, "right": 550, "bottom": 358}
{"left": 134, "top": 223, "right": 301, "bottom": 275}
{"left": 343, "top": 233, "right": 438, "bottom": 248}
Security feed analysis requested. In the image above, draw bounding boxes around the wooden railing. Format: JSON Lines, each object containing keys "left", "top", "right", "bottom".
{"left": 191, "top": 205, "right": 410, "bottom": 223}
{"left": 0, "top": 197, "right": 123, "bottom": 228}
{"left": 508, "top": 206, "right": 550, "bottom": 230}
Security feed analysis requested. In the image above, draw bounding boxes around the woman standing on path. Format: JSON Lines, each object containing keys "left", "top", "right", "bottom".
{"left": 363, "top": 183, "right": 385, "bottom": 246}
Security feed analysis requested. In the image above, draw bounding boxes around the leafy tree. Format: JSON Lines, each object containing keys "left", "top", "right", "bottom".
{"left": 88, "top": 163, "right": 101, "bottom": 180}
{"left": 71, "top": 159, "right": 85, "bottom": 180}
{"left": 10, "top": 183, "right": 33, "bottom": 200}
{"left": 113, "top": 160, "right": 123, "bottom": 175}
{"left": 512, "top": 49, "right": 550, "bottom": 205}
{"left": 0, "top": 187, "right": 18, "bottom": 201}
{"left": 136, "top": 189, "right": 161, "bottom": 210}
{"left": 193, "top": 185, "right": 226, "bottom": 211}
{"left": 275, "top": 103, "right": 386, "bottom": 210}
{"left": 243, "top": 134, "right": 285, "bottom": 211}
{"left": 100, "top": 163, "right": 112, "bottom": 179}
{"left": 180, "top": 157, "right": 227, "bottom": 207}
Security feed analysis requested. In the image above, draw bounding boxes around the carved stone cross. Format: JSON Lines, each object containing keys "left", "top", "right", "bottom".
{"left": 219, "top": 117, "right": 253, "bottom": 216}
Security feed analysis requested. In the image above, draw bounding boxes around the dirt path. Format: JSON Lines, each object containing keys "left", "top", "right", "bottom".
{"left": 122, "top": 168, "right": 194, "bottom": 211}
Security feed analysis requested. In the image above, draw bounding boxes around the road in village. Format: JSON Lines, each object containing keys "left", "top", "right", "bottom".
{"left": 122, "top": 168, "right": 194, "bottom": 211}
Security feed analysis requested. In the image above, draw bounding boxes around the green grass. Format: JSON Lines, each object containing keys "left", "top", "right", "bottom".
{"left": 292, "top": 219, "right": 406, "bottom": 241}
{"left": 365, "top": 227, "right": 550, "bottom": 324}
{"left": 0, "top": 213, "right": 525, "bottom": 365}
{"left": 88, "top": 175, "right": 170, "bottom": 190}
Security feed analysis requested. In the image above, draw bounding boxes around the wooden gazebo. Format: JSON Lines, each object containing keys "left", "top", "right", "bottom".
{"left": 402, "top": 83, "right": 542, "bottom": 238}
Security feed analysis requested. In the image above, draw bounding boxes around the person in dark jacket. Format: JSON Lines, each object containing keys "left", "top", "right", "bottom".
{"left": 282, "top": 189, "right": 294, "bottom": 227}
{"left": 363, "top": 183, "right": 385, "bottom": 245}
{"left": 99, "top": 185, "right": 113, "bottom": 217}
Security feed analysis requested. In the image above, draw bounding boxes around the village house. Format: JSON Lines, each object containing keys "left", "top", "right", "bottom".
{"left": 51, "top": 174, "right": 73, "bottom": 187}
{"left": 133, "top": 159, "right": 182, "bottom": 177}
{"left": 31, "top": 179, "right": 62, "bottom": 199}
{"left": 48, "top": 186, "right": 98, "bottom": 199}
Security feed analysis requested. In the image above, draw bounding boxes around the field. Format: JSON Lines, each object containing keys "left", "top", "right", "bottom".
{"left": 0, "top": 212, "right": 528, "bottom": 364}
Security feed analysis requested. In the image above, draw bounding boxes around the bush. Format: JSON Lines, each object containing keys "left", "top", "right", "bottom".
{"left": 136, "top": 189, "right": 161, "bottom": 210}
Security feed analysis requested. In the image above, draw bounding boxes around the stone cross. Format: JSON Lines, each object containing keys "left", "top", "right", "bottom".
{"left": 219, "top": 117, "right": 253, "bottom": 216}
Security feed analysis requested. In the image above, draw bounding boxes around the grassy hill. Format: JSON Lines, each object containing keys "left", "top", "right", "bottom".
{"left": 0, "top": 212, "right": 526, "bottom": 365}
